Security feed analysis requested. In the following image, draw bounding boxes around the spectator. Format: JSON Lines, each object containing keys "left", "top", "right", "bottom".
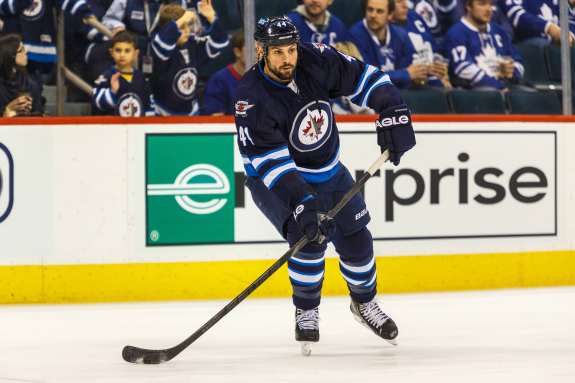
{"left": 500, "top": 0, "right": 575, "bottom": 46}
{"left": 350, "top": 0, "right": 429, "bottom": 88}
{"left": 150, "top": 2, "right": 229, "bottom": 115}
{"left": 444, "top": 0, "right": 524, "bottom": 90}
{"left": 91, "top": 31, "right": 155, "bottom": 116}
{"left": 392, "top": 0, "right": 450, "bottom": 87}
{"left": 0, "top": 34, "right": 44, "bottom": 117}
{"left": 0, "top": 0, "right": 94, "bottom": 79}
{"left": 201, "top": 30, "right": 244, "bottom": 116}
{"left": 408, "top": 0, "right": 461, "bottom": 41}
{"left": 287, "top": 0, "right": 354, "bottom": 46}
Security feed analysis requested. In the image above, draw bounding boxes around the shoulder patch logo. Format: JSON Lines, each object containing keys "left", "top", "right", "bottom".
{"left": 234, "top": 100, "right": 255, "bottom": 117}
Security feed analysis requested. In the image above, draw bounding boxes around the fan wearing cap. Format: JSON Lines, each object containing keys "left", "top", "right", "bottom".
{"left": 233, "top": 16, "right": 416, "bottom": 355}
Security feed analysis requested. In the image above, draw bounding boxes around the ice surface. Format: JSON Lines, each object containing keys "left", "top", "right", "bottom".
{"left": 0, "top": 288, "right": 574, "bottom": 383}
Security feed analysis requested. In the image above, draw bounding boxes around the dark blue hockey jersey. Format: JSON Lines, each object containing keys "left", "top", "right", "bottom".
{"left": 0, "top": 0, "right": 93, "bottom": 63}
{"left": 500, "top": 0, "right": 575, "bottom": 42}
{"left": 233, "top": 43, "right": 403, "bottom": 209}
{"left": 349, "top": 20, "right": 415, "bottom": 88}
{"left": 408, "top": 0, "right": 460, "bottom": 39}
{"left": 287, "top": 6, "right": 353, "bottom": 45}
{"left": 150, "top": 19, "right": 229, "bottom": 115}
{"left": 201, "top": 64, "right": 241, "bottom": 115}
{"left": 91, "top": 66, "right": 155, "bottom": 116}
{"left": 444, "top": 18, "right": 524, "bottom": 89}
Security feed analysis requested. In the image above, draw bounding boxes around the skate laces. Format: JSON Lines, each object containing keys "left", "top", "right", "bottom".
{"left": 296, "top": 308, "right": 319, "bottom": 331}
{"left": 359, "top": 300, "right": 389, "bottom": 328}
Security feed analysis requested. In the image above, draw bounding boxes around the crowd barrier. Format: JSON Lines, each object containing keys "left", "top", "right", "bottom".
{"left": 0, "top": 115, "right": 574, "bottom": 303}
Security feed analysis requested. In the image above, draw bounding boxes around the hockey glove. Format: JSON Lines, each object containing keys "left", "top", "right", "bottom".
{"left": 293, "top": 195, "right": 335, "bottom": 243}
{"left": 376, "top": 104, "right": 416, "bottom": 165}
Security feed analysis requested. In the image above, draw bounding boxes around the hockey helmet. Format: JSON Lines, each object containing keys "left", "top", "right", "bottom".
{"left": 254, "top": 16, "right": 300, "bottom": 48}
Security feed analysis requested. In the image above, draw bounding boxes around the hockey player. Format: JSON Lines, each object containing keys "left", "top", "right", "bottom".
{"left": 392, "top": 0, "right": 451, "bottom": 88}
{"left": 500, "top": 0, "right": 575, "bottom": 46}
{"left": 91, "top": 31, "right": 155, "bottom": 116}
{"left": 444, "top": 0, "right": 524, "bottom": 89}
{"left": 234, "top": 16, "right": 415, "bottom": 355}
{"left": 149, "top": 1, "right": 229, "bottom": 115}
{"left": 201, "top": 30, "right": 244, "bottom": 115}
{"left": 287, "top": 0, "right": 354, "bottom": 46}
{"left": 350, "top": 0, "right": 429, "bottom": 88}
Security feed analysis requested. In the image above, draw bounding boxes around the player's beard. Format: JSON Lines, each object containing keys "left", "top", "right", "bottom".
{"left": 266, "top": 58, "right": 296, "bottom": 82}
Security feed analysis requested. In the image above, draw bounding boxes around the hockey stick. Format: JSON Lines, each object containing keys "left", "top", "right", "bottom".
{"left": 122, "top": 149, "right": 390, "bottom": 364}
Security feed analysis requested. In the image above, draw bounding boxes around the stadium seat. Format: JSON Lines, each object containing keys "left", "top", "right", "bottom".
{"left": 329, "top": 0, "right": 365, "bottom": 27}
{"left": 546, "top": 45, "right": 575, "bottom": 84}
{"left": 515, "top": 43, "right": 552, "bottom": 86}
{"left": 450, "top": 90, "right": 506, "bottom": 114}
{"left": 400, "top": 89, "right": 451, "bottom": 114}
{"left": 506, "top": 90, "right": 561, "bottom": 115}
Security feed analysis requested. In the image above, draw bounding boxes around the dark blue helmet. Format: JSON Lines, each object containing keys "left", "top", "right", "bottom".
{"left": 254, "top": 16, "right": 300, "bottom": 47}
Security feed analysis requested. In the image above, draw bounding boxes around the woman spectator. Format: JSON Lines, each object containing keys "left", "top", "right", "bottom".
{"left": 0, "top": 34, "right": 44, "bottom": 117}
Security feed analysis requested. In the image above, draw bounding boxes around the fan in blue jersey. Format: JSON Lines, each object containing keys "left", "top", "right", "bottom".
{"left": 234, "top": 16, "right": 416, "bottom": 354}
{"left": 201, "top": 30, "right": 244, "bottom": 115}
{"left": 407, "top": 0, "right": 461, "bottom": 41}
{"left": 350, "top": 0, "right": 431, "bottom": 88}
{"left": 287, "top": 0, "right": 354, "bottom": 46}
{"left": 91, "top": 31, "right": 155, "bottom": 116}
{"left": 149, "top": 1, "right": 229, "bottom": 115}
{"left": 0, "top": 0, "right": 94, "bottom": 74}
{"left": 392, "top": 0, "right": 451, "bottom": 88}
{"left": 444, "top": 0, "right": 525, "bottom": 89}
{"left": 500, "top": 0, "right": 575, "bottom": 46}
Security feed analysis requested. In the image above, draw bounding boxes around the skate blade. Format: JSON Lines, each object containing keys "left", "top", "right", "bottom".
{"left": 352, "top": 314, "right": 399, "bottom": 346}
{"left": 299, "top": 342, "right": 313, "bottom": 356}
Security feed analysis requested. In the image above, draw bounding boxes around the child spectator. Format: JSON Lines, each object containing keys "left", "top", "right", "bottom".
{"left": 91, "top": 31, "right": 155, "bottom": 116}
{"left": 150, "top": 1, "right": 229, "bottom": 115}
{"left": 444, "top": 0, "right": 524, "bottom": 89}
{"left": 201, "top": 29, "right": 244, "bottom": 115}
{"left": 0, "top": 34, "right": 44, "bottom": 117}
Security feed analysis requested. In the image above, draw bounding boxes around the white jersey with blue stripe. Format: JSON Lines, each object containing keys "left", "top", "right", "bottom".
{"left": 233, "top": 42, "right": 402, "bottom": 209}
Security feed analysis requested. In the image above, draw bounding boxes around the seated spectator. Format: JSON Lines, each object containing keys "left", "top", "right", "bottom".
{"left": 350, "top": 0, "right": 429, "bottom": 88}
{"left": 444, "top": 0, "right": 524, "bottom": 90}
{"left": 150, "top": 2, "right": 228, "bottom": 115}
{"left": 201, "top": 30, "right": 244, "bottom": 116}
{"left": 500, "top": 0, "right": 574, "bottom": 46}
{"left": 0, "top": 34, "right": 44, "bottom": 117}
{"left": 287, "top": 0, "right": 354, "bottom": 46}
{"left": 91, "top": 31, "right": 155, "bottom": 116}
{"left": 408, "top": 0, "right": 461, "bottom": 42}
{"left": 392, "top": 0, "right": 451, "bottom": 87}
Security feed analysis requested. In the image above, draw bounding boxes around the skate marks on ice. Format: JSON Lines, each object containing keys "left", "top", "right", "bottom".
{"left": 0, "top": 288, "right": 573, "bottom": 383}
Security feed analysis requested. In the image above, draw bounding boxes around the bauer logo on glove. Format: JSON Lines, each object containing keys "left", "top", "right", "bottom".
{"left": 376, "top": 104, "right": 416, "bottom": 166}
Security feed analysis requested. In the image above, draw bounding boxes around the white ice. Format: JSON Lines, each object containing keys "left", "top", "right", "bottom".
{"left": 0, "top": 287, "right": 574, "bottom": 383}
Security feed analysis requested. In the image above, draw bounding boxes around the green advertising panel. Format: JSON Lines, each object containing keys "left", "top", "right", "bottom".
{"left": 146, "top": 134, "right": 235, "bottom": 245}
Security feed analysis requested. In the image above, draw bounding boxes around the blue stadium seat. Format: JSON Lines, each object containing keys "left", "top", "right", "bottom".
{"left": 400, "top": 89, "right": 451, "bottom": 114}
{"left": 450, "top": 90, "right": 506, "bottom": 114}
{"left": 506, "top": 90, "right": 561, "bottom": 115}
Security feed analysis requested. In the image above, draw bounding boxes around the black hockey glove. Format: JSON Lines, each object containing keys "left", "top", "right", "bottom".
{"left": 376, "top": 104, "right": 416, "bottom": 165}
{"left": 293, "top": 195, "right": 335, "bottom": 243}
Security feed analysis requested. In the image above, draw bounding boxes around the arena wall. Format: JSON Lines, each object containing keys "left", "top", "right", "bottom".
{"left": 0, "top": 115, "right": 573, "bottom": 303}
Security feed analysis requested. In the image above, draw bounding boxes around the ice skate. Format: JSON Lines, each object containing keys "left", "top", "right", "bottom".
{"left": 295, "top": 307, "right": 319, "bottom": 356}
{"left": 350, "top": 298, "right": 398, "bottom": 345}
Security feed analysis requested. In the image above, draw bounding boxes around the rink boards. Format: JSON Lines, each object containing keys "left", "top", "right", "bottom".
{"left": 0, "top": 115, "right": 574, "bottom": 303}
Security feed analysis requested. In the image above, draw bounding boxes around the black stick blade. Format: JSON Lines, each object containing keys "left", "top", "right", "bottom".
{"left": 122, "top": 345, "right": 170, "bottom": 364}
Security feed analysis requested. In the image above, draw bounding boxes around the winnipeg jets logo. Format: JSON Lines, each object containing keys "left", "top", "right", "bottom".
{"left": 173, "top": 68, "right": 197, "bottom": 100}
{"left": 414, "top": 0, "right": 438, "bottom": 29}
{"left": 235, "top": 100, "right": 255, "bottom": 117}
{"left": 23, "top": 0, "right": 44, "bottom": 19}
{"left": 290, "top": 101, "right": 333, "bottom": 152}
{"left": 118, "top": 93, "right": 143, "bottom": 117}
